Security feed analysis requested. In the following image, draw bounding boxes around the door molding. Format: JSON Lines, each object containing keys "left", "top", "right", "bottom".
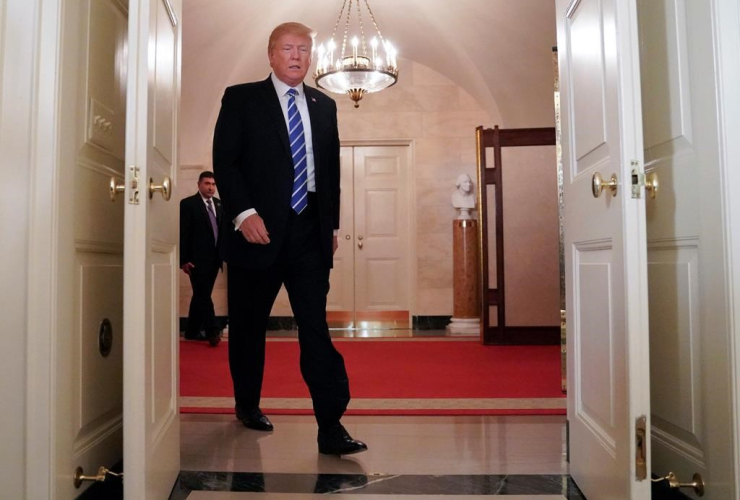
{"left": 714, "top": 0, "right": 740, "bottom": 494}
{"left": 341, "top": 139, "right": 417, "bottom": 322}
{"left": 21, "top": 0, "right": 64, "bottom": 498}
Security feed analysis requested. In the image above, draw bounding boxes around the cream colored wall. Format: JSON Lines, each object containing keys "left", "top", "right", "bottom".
{"left": 335, "top": 61, "right": 495, "bottom": 315}
{"left": 178, "top": 60, "right": 559, "bottom": 324}
{"left": 501, "top": 147, "right": 560, "bottom": 326}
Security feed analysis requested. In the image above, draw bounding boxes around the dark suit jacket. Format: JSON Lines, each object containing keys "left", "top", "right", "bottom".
{"left": 179, "top": 193, "right": 223, "bottom": 269}
{"left": 212, "top": 77, "right": 340, "bottom": 269}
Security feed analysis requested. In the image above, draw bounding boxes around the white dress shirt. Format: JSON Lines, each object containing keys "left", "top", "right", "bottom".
{"left": 232, "top": 73, "right": 316, "bottom": 230}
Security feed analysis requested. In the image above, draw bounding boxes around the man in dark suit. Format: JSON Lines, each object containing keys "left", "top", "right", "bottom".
{"left": 212, "top": 22, "right": 366, "bottom": 455}
{"left": 180, "top": 171, "right": 223, "bottom": 346}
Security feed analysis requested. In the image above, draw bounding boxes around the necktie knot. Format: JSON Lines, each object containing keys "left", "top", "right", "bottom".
{"left": 287, "top": 88, "right": 298, "bottom": 98}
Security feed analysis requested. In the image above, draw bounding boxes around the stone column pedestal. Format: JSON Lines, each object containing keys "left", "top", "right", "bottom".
{"left": 447, "top": 219, "right": 481, "bottom": 335}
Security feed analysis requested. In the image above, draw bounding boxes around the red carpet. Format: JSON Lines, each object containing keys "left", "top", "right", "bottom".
{"left": 180, "top": 339, "right": 565, "bottom": 416}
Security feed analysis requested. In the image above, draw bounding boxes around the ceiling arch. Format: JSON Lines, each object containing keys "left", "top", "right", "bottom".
{"left": 181, "top": 0, "right": 557, "bottom": 163}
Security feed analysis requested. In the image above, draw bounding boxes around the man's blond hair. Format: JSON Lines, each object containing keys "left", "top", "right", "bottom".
{"left": 268, "top": 22, "right": 316, "bottom": 54}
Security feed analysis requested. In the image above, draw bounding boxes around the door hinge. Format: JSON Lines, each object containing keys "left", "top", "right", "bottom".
{"left": 635, "top": 415, "right": 647, "bottom": 481}
{"left": 129, "top": 165, "right": 140, "bottom": 205}
{"left": 630, "top": 160, "right": 643, "bottom": 199}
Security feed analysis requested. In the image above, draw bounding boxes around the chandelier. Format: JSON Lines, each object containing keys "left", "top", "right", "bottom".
{"left": 314, "top": 0, "right": 399, "bottom": 108}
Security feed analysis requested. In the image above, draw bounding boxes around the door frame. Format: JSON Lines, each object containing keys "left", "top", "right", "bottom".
{"left": 9, "top": 0, "right": 740, "bottom": 497}
{"left": 714, "top": 0, "right": 740, "bottom": 493}
{"left": 341, "top": 139, "right": 417, "bottom": 325}
{"left": 22, "top": 0, "right": 65, "bottom": 498}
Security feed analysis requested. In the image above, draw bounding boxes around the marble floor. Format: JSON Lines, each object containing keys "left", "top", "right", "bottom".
{"left": 172, "top": 414, "right": 585, "bottom": 499}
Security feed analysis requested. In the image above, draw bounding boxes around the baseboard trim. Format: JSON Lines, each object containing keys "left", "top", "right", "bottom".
{"left": 182, "top": 316, "right": 456, "bottom": 331}
{"left": 483, "top": 326, "right": 560, "bottom": 345}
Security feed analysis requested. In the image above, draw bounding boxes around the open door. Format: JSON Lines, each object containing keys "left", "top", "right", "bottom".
{"left": 556, "top": 0, "right": 651, "bottom": 498}
{"left": 123, "top": 0, "right": 182, "bottom": 498}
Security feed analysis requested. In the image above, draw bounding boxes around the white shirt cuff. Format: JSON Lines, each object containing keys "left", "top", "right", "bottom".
{"left": 233, "top": 209, "right": 257, "bottom": 230}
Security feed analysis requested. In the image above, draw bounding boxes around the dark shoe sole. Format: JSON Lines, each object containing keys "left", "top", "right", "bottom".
{"left": 318, "top": 444, "right": 368, "bottom": 456}
{"left": 242, "top": 420, "right": 274, "bottom": 431}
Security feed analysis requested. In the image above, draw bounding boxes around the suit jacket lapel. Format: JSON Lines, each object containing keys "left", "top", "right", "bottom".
{"left": 261, "top": 77, "right": 292, "bottom": 159}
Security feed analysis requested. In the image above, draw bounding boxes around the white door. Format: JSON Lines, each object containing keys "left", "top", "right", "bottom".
{"left": 556, "top": 0, "right": 651, "bottom": 498}
{"left": 327, "top": 147, "right": 356, "bottom": 316}
{"left": 327, "top": 145, "right": 411, "bottom": 327}
{"left": 123, "top": 0, "right": 181, "bottom": 498}
{"left": 639, "top": 0, "right": 736, "bottom": 497}
{"left": 55, "top": 1, "right": 127, "bottom": 497}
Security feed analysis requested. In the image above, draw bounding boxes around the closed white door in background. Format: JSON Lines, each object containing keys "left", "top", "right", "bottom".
{"left": 327, "top": 145, "right": 411, "bottom": 327}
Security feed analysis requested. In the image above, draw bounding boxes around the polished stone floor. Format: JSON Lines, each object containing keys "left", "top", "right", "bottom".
{"left": 172, "top": 414, "right": 585, "bottom": 499}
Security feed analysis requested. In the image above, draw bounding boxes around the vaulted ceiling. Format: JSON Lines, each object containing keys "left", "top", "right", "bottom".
{"left": 181, "top": 0, "right": 557, "bottom": 160}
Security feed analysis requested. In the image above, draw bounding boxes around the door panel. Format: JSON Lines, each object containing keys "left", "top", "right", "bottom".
{"left": 56, "top": 0, "right": 127, "bottom": 497}
{"left": 557, "top": 0, "right": 651, "bottom": 498}
{"left": 124, "top": 0, "right": 181, "bottom": 498}
{"left": 639, "top": 0, "right": 735, "bottom": 496}
{"left": 327, "top": 146, "right": 355, "bottom": 314}
{"left": 354, "top": 146, "right": 410, "bottom": 316}
{"left": 328, "top": 145, "right": 411, "bottom": 328}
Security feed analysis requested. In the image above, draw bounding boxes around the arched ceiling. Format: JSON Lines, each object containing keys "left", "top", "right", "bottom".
{"left": 181, "top": 0, "right": 557, "bottom": 162}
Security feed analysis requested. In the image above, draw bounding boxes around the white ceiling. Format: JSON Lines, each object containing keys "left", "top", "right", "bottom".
{"left": 181, "top": 0, "right": 557, "bottom": 159}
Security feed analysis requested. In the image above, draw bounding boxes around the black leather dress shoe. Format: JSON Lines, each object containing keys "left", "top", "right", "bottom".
{"left": 206, "top": 329, "right": 222, "bottom": 347}
{"left": 318, "top": 424, "right": 368, "bottom": 456}
{"left": 236, "top": 406, "right": 273, "bottom": 431}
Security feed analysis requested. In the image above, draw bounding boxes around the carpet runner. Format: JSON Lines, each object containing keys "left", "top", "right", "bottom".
{"left": 180, "top": 338, "right": 565, "bottom": 416}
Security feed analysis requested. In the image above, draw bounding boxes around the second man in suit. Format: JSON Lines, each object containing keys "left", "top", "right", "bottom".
{"left": 180, "top": 171, "right": 223, "bottom": 346}
{"left": 213, "top": 22, "right": 367, "bottom": 455}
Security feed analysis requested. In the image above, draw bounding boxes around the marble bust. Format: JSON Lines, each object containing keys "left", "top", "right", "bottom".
{"left": 451, "top": 173, "right": 476, "bottom": 219}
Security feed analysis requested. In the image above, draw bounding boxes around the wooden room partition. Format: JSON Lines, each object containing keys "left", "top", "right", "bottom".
{"left": 476, "top": 125, "right": 557, "bottom": 345}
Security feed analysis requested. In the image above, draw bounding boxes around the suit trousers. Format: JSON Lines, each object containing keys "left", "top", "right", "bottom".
{"left": 186, "top": 260, "right": 220, "bottom": 335}
{"left": 227, "top": 196, "right": 350, "bottom": 430}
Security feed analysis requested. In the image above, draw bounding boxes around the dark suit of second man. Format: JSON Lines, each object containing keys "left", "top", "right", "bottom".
{"left": 180, "top": 171, "right": 223, "bottom": 345}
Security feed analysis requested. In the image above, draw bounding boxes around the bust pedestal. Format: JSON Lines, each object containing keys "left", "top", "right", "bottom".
{"left": 447, "top": 219, "right": 481, "bottom": 335}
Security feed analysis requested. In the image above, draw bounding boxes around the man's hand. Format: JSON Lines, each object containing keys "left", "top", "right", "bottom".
{"left": 332, "top": 235, "right": 338, "bottom": 255}
{"left": 181, "top": 262, "right": 195, "bottom": 275}
{"left": 239, "top": 214, "right": 271, "bottom": 244}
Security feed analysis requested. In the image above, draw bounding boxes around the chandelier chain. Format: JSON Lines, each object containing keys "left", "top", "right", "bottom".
{"left": 331, "top": 0, "right": 349, "bottom": 39}
{"left": 356, "top": 0, "right": 367, "bottom": 56}
{"left": 340, "top": 0, "right": 353, "bottom": 61}
{"left": 363, "top": 0, "right": 386, "bottom": 44}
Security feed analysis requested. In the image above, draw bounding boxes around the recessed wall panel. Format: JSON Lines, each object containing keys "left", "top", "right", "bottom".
{"left": 569, "top": 0, "right": 608, "bottom": 165}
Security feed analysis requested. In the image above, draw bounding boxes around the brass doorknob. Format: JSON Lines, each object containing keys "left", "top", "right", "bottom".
{"left": 109, "top": 177, "right": 125, "bottom": 201}
{"left": 357, "top": 235, "right": 364, "bottom": 249}
{"left": 592, "top": 172, "right": 618, "bottom": 198}
{"left": 653, "top": 471, "right": 704, "bottom": 497}
{"left": 149, "top": 176, "right": 171, "bottom": 200}
{"left": 645, "top": 172, "right": 659, "bottom": 199}
{"left": 345, "top": 234, "right": 351, "bottom": 240}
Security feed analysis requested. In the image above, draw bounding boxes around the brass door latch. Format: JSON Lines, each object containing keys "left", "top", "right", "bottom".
{"left": 652, "top": 471, "right": 705, "bottom": 497}
{"left": 73, "top": 466, "right": 123, "bottom": 488}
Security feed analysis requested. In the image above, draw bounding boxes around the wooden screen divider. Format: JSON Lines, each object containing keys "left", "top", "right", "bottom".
{"left": 475, "top": 125, "right": 558, "bottom": 345}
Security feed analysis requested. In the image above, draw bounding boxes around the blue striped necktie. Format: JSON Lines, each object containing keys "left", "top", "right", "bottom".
{"left": 287, "top": 88, "right": 308, "bottom": 214}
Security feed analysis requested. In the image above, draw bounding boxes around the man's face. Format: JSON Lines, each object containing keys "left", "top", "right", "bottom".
{"left": 461, "top": 178, "right": 472, "bottom": 194}
{"left": 198, "top": 177, "right": 216, "bottom": 199}
{"left": 269, "top": 33, "right": 313, "bottom": 87}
